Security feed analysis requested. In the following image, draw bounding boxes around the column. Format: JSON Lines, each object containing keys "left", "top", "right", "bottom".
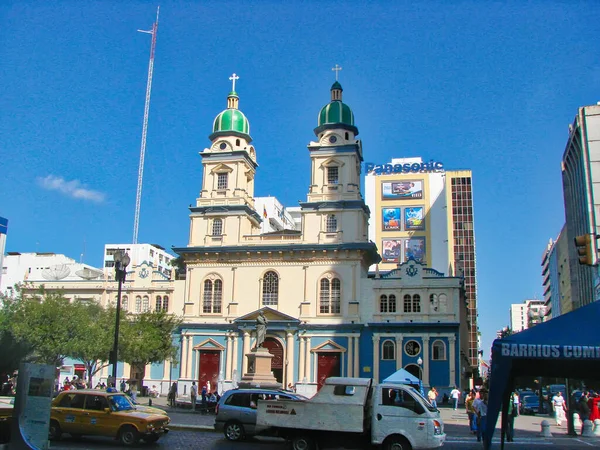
{"left": 422, "top": 336, "right": 430, "bottom": 387}
{"left": 180, "top": 334, "right": 188, "bottom": 378}
{"left": 395, "top": 334, "right": 403, "bottom": 371}
{"left": 347, "top": 336, "right": 354, "bottom": 377}
{"left": 304, "top": 337, "right": 311, "bottom": 381}
{"left": 232, "top": 334, "right": 239, "bottom": 380}
{"left": 286, "top": 332, "right": 294, "bottom": 385}
{"left": 123, "top": 362, "right": 131, "bottom": 380}
{"left": 242, "top": 331, "right": 250, "bottom": 374}
{"left": 353, "top": 335, "right": 359, "bottom": 377}
{"left": 449, "top": 336, "right": 456, "bottom": 388}
{"left": 163, "top": 359, "right": 171, "bottom": 380}
{"left": 225, "top": 335, "right": 233, "bottom": 380}
{"left": 298, "top": 337, "right": 306, "bottom": 381}
{"left": 372, "top": 335, "right": 380, "bottom": 382}
{"left": 187, "top": 336, "right": 194, "bottom": 379}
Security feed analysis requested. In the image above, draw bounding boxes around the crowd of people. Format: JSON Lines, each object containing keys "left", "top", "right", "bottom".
{"left": 167, "top": 381, "right": 221, "bottom": 414}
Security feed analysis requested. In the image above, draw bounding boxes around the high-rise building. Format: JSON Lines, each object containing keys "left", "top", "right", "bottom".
{"left": 510, "top": 299, "right": 546, "bottom": 333}
{"left": 541, "top": 225, "right": 572, "bottom": 319}
{"left": 0, "top": 217, "right": 7, "bottom": 289}
{"left": 364, "top": 158, "right": 479, "bottom": 370}
{"left": 561, "top": 104, "right": 600, "bottom": 309}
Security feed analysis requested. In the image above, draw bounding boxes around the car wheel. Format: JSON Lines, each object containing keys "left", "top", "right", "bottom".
{"left": 224, "top": 421, "right": 245, "bottom": 441}
{"left": 291, "top": 435, "right": 317, "bottom": 450}
{"left": 384, "top": 435, "right": 412, "bottom": 450}
{"left": 119, "top": 425, "right": 140, "bottom": 446}
{"left": 48, "top": 420, "right": 61, "bottom": 441}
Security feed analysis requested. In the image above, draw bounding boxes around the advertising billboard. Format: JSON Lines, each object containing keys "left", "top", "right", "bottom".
{"left": 382, "top": 208, "right": 402, "bottom": 230}
{"left": 382, "top": 180, "right": 423, "bottom": 200}
{"left": 405, "top": 206, "right": 425, "bottom": 231}
{"left": 405, "top": 237, "right": 426, "bottom": 263}
{"left": 382, "top": 239, "right": 402, "bottom": 263}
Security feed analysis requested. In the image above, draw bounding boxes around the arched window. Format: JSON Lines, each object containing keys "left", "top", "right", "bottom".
{"left": 380, "top": 295, "right": 388, "bottom": 313}
{"left": 432, "top": 340, "right": 446, "bottom": 360}
{"left": 430, "top": 294, "right": 439, "bottom": 312}
{"left": 236, "top": 139, "right": 240, "bottom": 146}
{"left": 382, "top": 340, "right": 395, "bottom": 360}
{"left": 135, "top": 296, "right": 141, "bottom": 313}
{"left": 438, "top": 294, "right": 448, "bottom": 312}
{"left": 212, "top": 218, "right": 223, "bottom": 236}
{"left": 403, "top": 294, "right": 412, "bottom": 313}
{"left": 162, "top": 295, "right": 169, "bottom": 312}
{"left": 203, "top": 279, "right": 223, "bottom": 314}
{"left": 142, "top": 296, "right": 150, "bottom": 312}
{"left": 389, "top": 294, "right": 397, "bottom": 313}
{"left": 122, "top": 295, "right": 129, "bottom": 311}
{"left": 155, "top": 296, "right": 162, "bottom": 311}
{"left": 262, "top": 271, "right": 279, "bottom": 306}
{"left": 345, "top": 132, "right": 349, "bottom": 140}
{"left": 326, "top": 215, "right": 337, "bottom": 232}
{"left": 412, "top": 294, "right": 421, "bottom": 313}
{"left": 319, "top": 276, "right": 341, "bottom": 314}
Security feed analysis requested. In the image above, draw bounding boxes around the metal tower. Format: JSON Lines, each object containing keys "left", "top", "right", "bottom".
{"left": 133, "top": 6, "right": 160, "bottom": 244}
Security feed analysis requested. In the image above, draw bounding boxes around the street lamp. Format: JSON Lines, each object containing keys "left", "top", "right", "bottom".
{"left": 417, "top": 357, "right": 424, "bottom": 394}
{"left": 110, "top": 250, "right": 130, "bottom": 386}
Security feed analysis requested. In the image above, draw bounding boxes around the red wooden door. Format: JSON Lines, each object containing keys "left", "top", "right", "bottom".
{"left": 263, "top": 338, "right": 284, "bottom": 383}
{"left": 198, "top": 351, "right": 220, "bottom": 391}
{"left": 317, "top": 353, "right": 341, "bottom": 390}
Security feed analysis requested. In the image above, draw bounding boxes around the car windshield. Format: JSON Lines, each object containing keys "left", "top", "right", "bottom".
{"left": 108, "top": 394, "right": 134, "bottom": 412}
{"left": 405, "top": 386, "right": 437, "bottom": 412}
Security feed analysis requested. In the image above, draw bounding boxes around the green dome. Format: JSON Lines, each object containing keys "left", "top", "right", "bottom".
{"left": 213, "top": 108, "right": 250, "bottom": 135}
{"left": 318, "top": 101, "right": 355, "bottom": 127}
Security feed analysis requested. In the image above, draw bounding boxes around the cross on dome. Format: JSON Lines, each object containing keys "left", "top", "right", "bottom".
{"left": 332, "top": 64, "right": 342, "bottom": 81}
{"left": 229, "top": 73, "right": 239, "bottom": 92}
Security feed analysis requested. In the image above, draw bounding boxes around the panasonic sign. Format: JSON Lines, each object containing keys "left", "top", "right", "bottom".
{"left": 365, "top": 161, "right": 444, "bottom": 175}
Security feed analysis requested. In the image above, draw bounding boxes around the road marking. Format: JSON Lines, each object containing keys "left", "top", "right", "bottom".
{"left": 574, "top": 438, "right": 597, "bottom": 446}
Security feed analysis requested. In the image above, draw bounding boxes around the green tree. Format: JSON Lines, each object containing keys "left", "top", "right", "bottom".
{"left": 120, "top": 310, "right": 181, "bottom": 382}
{"left": 0, "top": 289, "right": 34, "bottom": 373}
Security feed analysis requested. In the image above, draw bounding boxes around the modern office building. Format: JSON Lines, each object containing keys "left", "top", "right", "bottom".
{"left": 509, "top": 299, "right": 546, "bottom": 333}
{"left": 562, "top": 104, "right": 600, "bottom": 309}
{"left": 0, "top": 217, "right": 7, "bottom": 289}
{"left": 541, "top": 225, "right": 572, "bottom": 319}
{"left": 364, "top": 158, "right": 479, "bottom": 372}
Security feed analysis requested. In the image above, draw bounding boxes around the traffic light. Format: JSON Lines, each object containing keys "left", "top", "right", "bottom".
{"left": 574, "top": 233, "right": 598, "bottom": 266}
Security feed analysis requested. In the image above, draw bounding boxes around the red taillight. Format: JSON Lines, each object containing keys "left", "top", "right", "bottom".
{"left": 215, "top": 403, "right": 219, "bottom": 415}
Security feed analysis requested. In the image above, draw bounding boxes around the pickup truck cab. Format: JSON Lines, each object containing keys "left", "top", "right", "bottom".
{"left": 257, "top": 377, "right": 445, "bottom": 450}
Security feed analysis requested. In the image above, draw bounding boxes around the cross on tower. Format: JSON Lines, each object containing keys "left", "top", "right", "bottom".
{"left": 229, "top": 73, "right": 239, "bottom": 91}
{"left": 332, "top": 64, "right": 342, "bottom": 81}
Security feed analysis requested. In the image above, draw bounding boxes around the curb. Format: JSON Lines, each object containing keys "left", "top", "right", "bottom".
{"left": 169, "top": 424, "right": 215, "bottom": 433}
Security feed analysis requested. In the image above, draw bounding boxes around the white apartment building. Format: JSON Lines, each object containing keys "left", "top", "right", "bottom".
{"left": 253, "top": 197, "right": 297, "bottom": 234}
{"left": 0, "top": 217, "right": 7, "bottom": 289}
{"left": 510, "top": 299, "right": 546, "bottom": 333}
{"left": 103, "top": 244, "right": 175, "bottom": 279}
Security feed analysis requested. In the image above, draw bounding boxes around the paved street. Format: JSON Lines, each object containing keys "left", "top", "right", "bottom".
{"left": 44, "top": 398, "right": 600, "bottom": 449}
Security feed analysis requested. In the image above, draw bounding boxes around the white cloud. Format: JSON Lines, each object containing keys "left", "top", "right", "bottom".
{"left": 37, "top": 175, "right": 106, "bottom": 203}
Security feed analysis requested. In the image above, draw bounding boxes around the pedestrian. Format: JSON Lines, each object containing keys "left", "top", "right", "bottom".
{"left": 578, "top": 392, "right": 590, "bottom": 434}
{"left": 427, "top": 387, "right": 438, "bottom": 408}
{"left": 450, "top": 386, "right": 461, "bottom": 410}
{"left": 473, "top": 390, "right": 488, "bottom": 442}
{"left": 168, "top": 382, "right": 177, "bottom": 407}
{"left": 130, "top": 381, "right": 138, "bottom": 402}
{"left": 512, "top": 391, "right": 520, "bottom": 416}
{"left": 190, "top": 381, "right": 198, "bottom": 412}
{"left": 552, "top": 391, "right": 567, "bottom": 426}
{"left": 465, "top": 390, "right": 478, "bottom": 434}
{"left": 120, "top": 379, "right": 126, "bottom": 392}
{"left": 201, "top": 385, "right": 208, "bottom": 414}
{"left": 505, "top": 392, "right": 517, "bottom": 442}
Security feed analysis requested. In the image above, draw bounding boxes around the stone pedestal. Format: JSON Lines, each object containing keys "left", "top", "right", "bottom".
{"left": 238, "top": 347, "right": 281, "bottom": 389}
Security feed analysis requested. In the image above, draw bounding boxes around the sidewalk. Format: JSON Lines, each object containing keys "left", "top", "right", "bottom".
{"left": 141, "top": 395, "right": 216, "bottom": 432}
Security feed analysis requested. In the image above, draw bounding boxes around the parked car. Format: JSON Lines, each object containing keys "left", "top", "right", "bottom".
{"left": 214, "top": 388, "right": 306, "bottom": 441}
{"left": 0, "top": 397, "right": 13, "bottom": 444}
{"left": 50, "top": 389, "right": 170, "bottom": 446}
{"left": 520, "top": 394, "right": 547, "bottom": 415}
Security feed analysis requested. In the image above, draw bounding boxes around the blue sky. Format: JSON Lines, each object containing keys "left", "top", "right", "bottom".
{"left": 2, "top": 2, "right": 599, "bottom": 358}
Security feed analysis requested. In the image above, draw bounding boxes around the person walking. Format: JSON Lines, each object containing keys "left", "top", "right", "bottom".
{"left": 450, "top": 386, "right": 461, "bottom": 410}
{"left": 512, "top": 391, "right": 520, "bottom": 416}
{"left": 190, "top": 381, "right": 198, "bottom": 412}
{"left": 427, "top": 387, "right": 438, "bottom": 408}
{"left": 505, "top": 392, "right": 517, "bottom": 442}
{"left": 168, "top": 382, "right": 178, "bottom": 407}
{"left": 552, "top": 391, "right": 567, "bottom": 426}
{"left": 465, "top": 391, "right": 478, "bottom": 434}
{"left": 120, "top": 379, "right": 126, "bottom": 393}
{"left": 473, "top": 390, "right": 488, "bottom": 442}
{"left": 201, "top": 385, "right": 208, "bottom": 415}
{"left": 578, "top": 391, "right": 590, "bottom": 434}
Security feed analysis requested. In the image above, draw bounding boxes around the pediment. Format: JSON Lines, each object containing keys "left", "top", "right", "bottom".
{"left": 234, "top": 306, "right": 300, "bottom": 324}
{"left": 311, "top": 339, "right": 346, "bottom": 353}
{"left": 210, "top": 163, "right": 234, "bottom": 174}
{"left": 193, "top": 338, "right": 225, "bottom": 351}
{"left": 320, "top": 157, "right": 345, "bottom": 168}
{"left": 382, "top": 257, "right": 426, "bottom": 280}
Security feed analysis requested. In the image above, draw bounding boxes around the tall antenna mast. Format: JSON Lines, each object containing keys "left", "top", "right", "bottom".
{"left": 133, "top": 6, "right": 160, "bottom": 244}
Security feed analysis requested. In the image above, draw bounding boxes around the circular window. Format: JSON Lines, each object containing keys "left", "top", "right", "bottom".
{"left": 219, "top": 142, "right": 227, "bottom": 150}
{"left": 329, "top": 135, "right": 337, "bottom": 144}
{"left": 404, "top": 340, "right": 421, "bottom": 356}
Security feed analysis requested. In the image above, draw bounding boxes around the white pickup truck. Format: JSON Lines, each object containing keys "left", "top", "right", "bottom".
{"left": 256, "top": 377, "right": 445, "bottom": 450}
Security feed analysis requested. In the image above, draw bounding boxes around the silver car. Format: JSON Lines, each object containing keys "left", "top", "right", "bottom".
{"left": 214, "top": 388, "right": 306, "bottom": 441}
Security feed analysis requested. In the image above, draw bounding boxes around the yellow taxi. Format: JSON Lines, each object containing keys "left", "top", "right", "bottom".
{"left": 0, "top": 397, "right": 13, "bottom": 444}
{"left": 50, "top": 389, "right": 169, "bottom": 446}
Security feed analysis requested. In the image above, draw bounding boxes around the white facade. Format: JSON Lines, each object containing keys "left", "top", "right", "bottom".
{"left": 0, "top": 217, "right": 7, "bottom": 289}
{"left": 254, "top": 197, "right": 297, "bottom": 233}
{"left": 509, "top": 299, "right": 545, "bottom": 333}
{"left": 1, "top": 252, "right": 104, "bottom": 295}
{"left": 103, "top": 243, "right": 175, "bottom": 279}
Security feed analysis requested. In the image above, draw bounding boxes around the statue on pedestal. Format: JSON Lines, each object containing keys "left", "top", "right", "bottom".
{"left": 255, "top": 310, "right": 268, "bottom": 348}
